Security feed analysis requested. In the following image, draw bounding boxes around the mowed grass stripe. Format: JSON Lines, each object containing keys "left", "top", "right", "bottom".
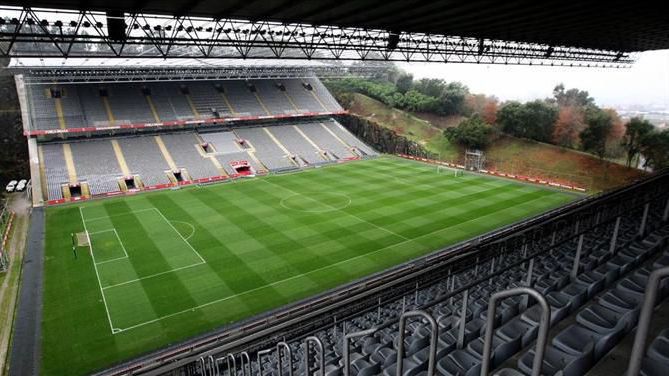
{"left": 41, "top": 157, "right": 576, "bottom": 375}
{"left": 100, "top": 201, "right": 207, "bottom": 330}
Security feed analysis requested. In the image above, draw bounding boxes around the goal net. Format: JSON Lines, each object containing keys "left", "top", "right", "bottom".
{"left": 73, "top": 232, "right": 90, "bottom": 247}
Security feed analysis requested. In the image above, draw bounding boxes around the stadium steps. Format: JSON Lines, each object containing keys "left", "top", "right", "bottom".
{"left": 110, "top": 139, "right": 132, "bottom": 177}
{"left": 292, "top": 125, "right": 332, "bottom": 161}
{"left": 192, "top": 134, "right": 228, "bottom": 176}
{"left": 61, "top": 143, "right": 78, "bottom": 184}
{"left": 53, "top": 97, "right": 67, "bottom": 129}
{"left": 100, "top": 95, "right": 116, "bottom": 124}
{"left": 154, "top": 135, "right": 179, "bottom": 172}
{"left": 307, "top": 81, "right": 333, "bottom": 112}
{"left": 219, "top": 90, "right": 238, "bottom": 116}
{"left": 282, "top": 89, "right": 301, "bottom": 112}
{"left": 144, "top": 94, "right": 162, "bottom": 122}
{"left": 262, "top": 128, "right": 299, "bottom": 167}
{"left": 252, "top": 90, "right": 272, "bottom": 116}
{"left": 185, "top": 93, "right": 201, "bottom": 119}
{"left": 319, "top": 122, "right": 356, "bottom": 155}
{"left": 37, "top": 146, "right": 49, "bottom": 201}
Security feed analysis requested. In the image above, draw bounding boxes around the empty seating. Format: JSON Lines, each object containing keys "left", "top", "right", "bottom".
{"left": 322, "top": 120, "right": 377, "bottom": 156}
{"left": 234, "top": 127, "right": 296, "bottom": 171}
{"left": 70, "top": 139, "right": 123, "bottom": 195}
{"left": 25, "top": 78, "right": 339, "bottom": 131}
{"left": 160, "top": 133, "right": 221, "bottom": 179}
{"left": 117, "top": 136, "right": 170, "bottom": 187}
{"left": 41, "top": 144, "right": 68, "bottom": 200}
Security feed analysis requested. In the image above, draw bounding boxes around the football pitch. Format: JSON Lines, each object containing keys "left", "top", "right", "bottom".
{"left": 41, "top": 156, "right": 576, "bottom": 375}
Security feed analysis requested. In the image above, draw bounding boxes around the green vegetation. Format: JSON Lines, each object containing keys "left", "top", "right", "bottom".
{"left": 344, "top": 93, "right": 460, "bottom": 160}
{"left": 342, "top": 92, "right": 644, "bottom": 191}
{"left": 42, "top": 157, "right": 573, "bottom": 375}
{"left": 325, "top": 76, "right": 469, "bottom": 116}
{"left": 444, "top": 115, "right": 492, "bottom": 149}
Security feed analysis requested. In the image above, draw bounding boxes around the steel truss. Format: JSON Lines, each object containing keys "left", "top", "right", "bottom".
{"left": 17, "top": 65, "right": 377, "bottom": 84}
{"left": 0, "top": 6, "right": 635, "bottom": 67}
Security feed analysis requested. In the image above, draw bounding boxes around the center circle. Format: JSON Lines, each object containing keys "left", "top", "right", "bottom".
{"left": 280, "top": 192, "right": 351, "bottom": 213}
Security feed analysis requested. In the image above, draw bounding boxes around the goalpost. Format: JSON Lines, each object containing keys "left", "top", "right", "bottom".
{"left": 72, "top": 231, "right": 90, "bottom": 259}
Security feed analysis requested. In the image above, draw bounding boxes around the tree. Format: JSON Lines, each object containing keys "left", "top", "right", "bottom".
{"left": 438, "top": 82, "right": 469, "bottom": 116}
{"left": 580, "top": 108, "right": 612, "bottom": 159}
{"left": 552, "top": 83, "right": 595, "bottom": 108}
{"left": 604, "top": 109, "right": 625, "bottom": 158}
{"left": 552, "top": 106, "right": 585, "bottom": 148}
{"left": 465, "top": 94, "right": 498, "bottom": 125}
{"left": 496, "top": 100, "right": 557, "bottom": 142}
{"left": 640, "top": 129, "right": 669, "bottom": 170}
{"left": 396, "top": 73, "right": 414, "bottom": 94}
{"left": 622, "top": 117, "right": 654, "bottom": 167}
{"left": 523, "top": 100, "right": 558, "bottom": 142}
{"left": 444, "top": 115, "right": 492, "bottom": 149}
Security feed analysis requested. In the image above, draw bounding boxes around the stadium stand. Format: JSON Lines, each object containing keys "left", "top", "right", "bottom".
{"left": 116, "top": 136, "right": 171, "bottom": 187}
{"left": 234, "top": 126, "right": 299, "bottom": 171}
{"left": 283, "top": 80, "right": 328, "bottom": 112}
{"left": 295, "top": 122, "right": 358, "bottom": 160}
{"left": 159, "top": 133, "right": 223, "bottom": 180}
{"left": 25, "top": 78, "right": 340, "bottom": 132}
{"left": 105, "top": 84, "right": 155, "bottom": 123}
{"left": 35, "top": 120, "right": 376, "bottom": 201}
{"left": 146, "top": 82, "right": 194, "bottom": 120}
{"left": 40, "top": 144, "right": 68, "bottom": 200}
{"left": 69, "top": 139, "right": 123, "bottom": 195}
{"left": 268, "top": 125, "right": 328, "bottom": 165}
{"left": 306, "top": 78, "right": 344, "bottom": 112}
{"left": 200, "top": 131, "right": 244, "bottom": 154}
{"left": 322, "top": 120, "right": 378, "bottom": 156}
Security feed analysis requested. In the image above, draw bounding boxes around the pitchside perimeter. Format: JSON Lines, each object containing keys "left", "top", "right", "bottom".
{"left": 80, "top": 207, "right": 206, "bottom": 333}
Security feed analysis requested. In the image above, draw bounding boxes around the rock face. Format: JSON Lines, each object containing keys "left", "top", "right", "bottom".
{"left": 337, "top": 114, "right": 434, "bottom": 159}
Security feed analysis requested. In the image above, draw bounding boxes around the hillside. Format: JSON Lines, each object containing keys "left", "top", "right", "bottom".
{"left": 340, "top": 92, "right": 645, "bottom": 192}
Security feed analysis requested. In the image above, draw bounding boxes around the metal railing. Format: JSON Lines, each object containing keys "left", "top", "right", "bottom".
{"left": 480, "top": 287, "right": 551, "bottom": 376}
{"left": 396, "top": 310, "right": 438, "bottom": 376}
{"left": 625, "top": 266, "right": 669, "bottom": 376}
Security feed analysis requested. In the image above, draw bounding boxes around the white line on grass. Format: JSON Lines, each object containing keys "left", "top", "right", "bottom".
{"left": 79, "top": 207, "right": 120, "bottom": 334}
{"left": 152, "top": 208, "right": 206, "bottom": 263}
{"left": 93, "top": 228, "right": 130, "bottom": 265}
{"left": 102, "top": 261, "right": 206, "bottom": 290}
{"left": 112, "top": 183, "right": 556, "bottom": 333}
{"left": 81, "top": 207, "right": 156, "bottom": 222}
{"left": 262, "top": 178, "right": 409, "bottom": 241}
{"left": 169, "top": 220, "right": 196, "bottom": 240}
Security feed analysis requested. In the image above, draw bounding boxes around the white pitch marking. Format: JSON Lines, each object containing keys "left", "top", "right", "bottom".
{"left": 79, "top": 206, "right": 120, "bottom": 334}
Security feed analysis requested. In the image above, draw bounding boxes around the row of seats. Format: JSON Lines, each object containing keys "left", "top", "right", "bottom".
{"left": 40, "top": 120, "right": 376, "bottom": 200}
{"left": 26, "top": 78, "right": 342, "bottom": 130}
{"left": 193, "top": 206, "right": 668, "bottom": 376}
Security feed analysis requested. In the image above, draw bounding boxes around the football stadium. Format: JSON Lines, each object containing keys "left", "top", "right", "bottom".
{"left": 0, "top": 2, "right": 668, "bottom": 376}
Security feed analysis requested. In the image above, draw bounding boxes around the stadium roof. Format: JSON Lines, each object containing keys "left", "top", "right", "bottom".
{"left": 4, "top": 0, "right": 668, "bottom": 53}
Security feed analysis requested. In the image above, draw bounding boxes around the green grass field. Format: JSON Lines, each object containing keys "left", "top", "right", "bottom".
{"left": 41, "top": 157, "right": 575, "bottom": 375}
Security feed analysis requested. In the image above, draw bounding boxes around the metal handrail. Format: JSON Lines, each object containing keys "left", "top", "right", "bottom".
{"left": 276, "top": 341, "right": 293, "bottom": 376}
{"left": 480, "top": 287, "right": 551, "bottom": 376}
{"left": 240, "top": 352, "right": 251, "bottom": 376}
{"left": 625, "top": 266, "right": 669, "bottom": 376}
{"left": 303, "top": 336, "right": 324, "bottom": 376}
{"left": 256, "top": 348, "right": 273, "bottom": 376}
{"left": 227, "top": 354, "right": 237, "bottom": 376}
{"left": 343, "top": 328, "right": 377, "bottom": 376}
{"left": 397, "top": 311, "right": 438, "bottom": 376}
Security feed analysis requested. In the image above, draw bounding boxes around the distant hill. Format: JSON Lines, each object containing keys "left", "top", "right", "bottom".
{"left": 340, "top": 92, "right": 645, "bottom": 192}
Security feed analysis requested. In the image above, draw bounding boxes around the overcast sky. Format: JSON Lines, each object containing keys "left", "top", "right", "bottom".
{"left": 397, "top": 50, "right": 669, "bottom": 109}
